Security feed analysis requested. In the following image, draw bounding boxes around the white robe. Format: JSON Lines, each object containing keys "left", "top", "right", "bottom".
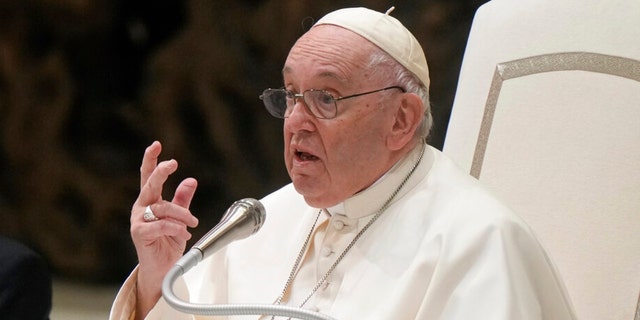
{"left": 110, "top": 145, "right": 576, "bottom": 319}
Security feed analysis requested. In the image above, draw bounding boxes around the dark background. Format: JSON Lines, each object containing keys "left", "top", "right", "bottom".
{"left": 0, "top": 0, "right": 488, "bottom": 284}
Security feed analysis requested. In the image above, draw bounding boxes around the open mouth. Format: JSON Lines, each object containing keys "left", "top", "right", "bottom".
{"left": 296, "top": 150, "right": 319, "bottom": 161}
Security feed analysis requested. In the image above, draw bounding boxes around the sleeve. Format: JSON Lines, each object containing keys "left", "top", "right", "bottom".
{"left": 109, "top": 266, "right": 194, "bottom": 320}
{"left": 108, "top": 266, "right": 138, "bottom": 320}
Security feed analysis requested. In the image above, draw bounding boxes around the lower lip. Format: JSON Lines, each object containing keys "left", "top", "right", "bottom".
{"left": 294, "top": 155, "right": 315, "bottom": 164}
{"left": 292, "top": 153, "right": 321, "bottom": 169}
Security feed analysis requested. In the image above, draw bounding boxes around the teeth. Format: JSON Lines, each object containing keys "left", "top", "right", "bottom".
{"left": 298, "top": 152, "right": 317, "bottom": 161}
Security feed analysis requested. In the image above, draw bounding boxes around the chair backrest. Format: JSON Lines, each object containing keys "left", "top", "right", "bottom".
{"left": 442, "top": 0, "right": 640, "bottom": 319}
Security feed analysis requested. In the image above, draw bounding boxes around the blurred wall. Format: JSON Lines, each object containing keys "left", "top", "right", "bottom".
{"left": 0, "top": 0, "right": 488, "bottom": 283}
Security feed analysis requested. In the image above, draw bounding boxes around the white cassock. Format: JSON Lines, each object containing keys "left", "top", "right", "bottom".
{"left": 110, "top": 144, "right": 576, "bottom": 320}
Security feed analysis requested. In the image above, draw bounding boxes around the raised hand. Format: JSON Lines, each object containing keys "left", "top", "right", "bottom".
{"left": 129, "top": 141, "right": 199, "bottom": 319}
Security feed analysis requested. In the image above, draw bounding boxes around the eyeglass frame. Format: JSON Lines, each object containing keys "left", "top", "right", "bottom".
{"left": 259, "top": 85, "right": 406, "bottom": 119}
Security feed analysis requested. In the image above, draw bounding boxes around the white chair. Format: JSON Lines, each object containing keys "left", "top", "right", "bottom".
{"left": 442, "top": 0, "right": 640, "bottom": 319}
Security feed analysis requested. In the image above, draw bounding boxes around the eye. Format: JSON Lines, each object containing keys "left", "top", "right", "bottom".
{"left": 315, "top": 91, "right": 335, "bottom": 107}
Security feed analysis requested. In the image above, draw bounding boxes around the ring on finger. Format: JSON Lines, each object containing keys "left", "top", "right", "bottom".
{"left": 143, "top": 205, "right": 159, "bottom": 222}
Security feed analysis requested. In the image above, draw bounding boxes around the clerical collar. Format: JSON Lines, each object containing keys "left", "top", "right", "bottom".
{"left": 325, "top": 143, "right": 433, "bottom": 220}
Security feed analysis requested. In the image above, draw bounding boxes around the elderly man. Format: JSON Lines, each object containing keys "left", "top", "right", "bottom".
{"left": 110, "top": 7, "right": 576, "bottom": 320}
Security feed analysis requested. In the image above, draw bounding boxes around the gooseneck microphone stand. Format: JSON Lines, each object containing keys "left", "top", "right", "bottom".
{"left": 161, "top": 198, "right": 337, "bottom": 320}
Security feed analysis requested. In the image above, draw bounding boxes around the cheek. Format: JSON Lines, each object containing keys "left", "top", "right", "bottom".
{"left": 344, "top": 116, "right": 387, "bottom": 146}
{"left": 321, "top": 106, "right": 388, "bottom": 166}
{"left": 327, "top": 121, "right": 380, "bottom": 166}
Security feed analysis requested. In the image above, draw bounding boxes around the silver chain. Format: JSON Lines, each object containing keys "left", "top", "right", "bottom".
{"left": 272, "top": 209, "right": 323, "bottom": 307}
{"left": 270, "top": 144, "right": 425, "bottom": 319}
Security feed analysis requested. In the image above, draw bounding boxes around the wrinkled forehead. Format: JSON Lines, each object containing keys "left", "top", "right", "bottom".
{"left": 284, "top": 25, "right": 380, "bottom": 83}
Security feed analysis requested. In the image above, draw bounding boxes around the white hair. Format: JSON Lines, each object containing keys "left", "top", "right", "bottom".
{"left": 367, "top": 49, "right": 432, "bottom": 140}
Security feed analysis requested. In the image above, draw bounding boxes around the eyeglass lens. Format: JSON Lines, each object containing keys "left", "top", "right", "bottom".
{"left": 261, "top": 89, "right": 337, "bottom": 119}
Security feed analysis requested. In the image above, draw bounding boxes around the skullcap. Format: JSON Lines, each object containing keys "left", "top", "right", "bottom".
{"left": 314, "top": 7, "right": 430, "bottom": 88}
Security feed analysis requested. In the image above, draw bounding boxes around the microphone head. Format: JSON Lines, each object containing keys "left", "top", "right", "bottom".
{"left": 192, "top": 198, "right": 266, "bottom": 257}
{"left": 226, "top": 198, "right": 266, "bottom": 235}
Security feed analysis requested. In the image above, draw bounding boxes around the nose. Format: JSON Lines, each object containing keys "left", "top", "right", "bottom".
{"left": 284, "top": 97, "right": 316, "bottom": 133}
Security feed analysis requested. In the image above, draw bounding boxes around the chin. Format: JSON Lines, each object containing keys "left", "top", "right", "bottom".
{"left": 291, "top": 183, "right": 323, "bottom": 208}
{"left": 302, "top": 196, "right": 335, "bottom": 209}
{"left": 300, "top": 191, "right": 342, "bottom": 209}
{"left": 291, "top": 175, "right": 343, "bottom": 208}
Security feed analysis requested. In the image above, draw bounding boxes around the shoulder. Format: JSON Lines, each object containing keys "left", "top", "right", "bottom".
{"left": 404, "top": 147, "right": 532, "bottom": 239}
{"left": 259, "top": 183, "right": 308, "bottom": 214}
{"left": 0, "top": 237, "right": 49, "bottom": 278}
{"left": 0, "top": 236, "right": 52, "bottom": 318}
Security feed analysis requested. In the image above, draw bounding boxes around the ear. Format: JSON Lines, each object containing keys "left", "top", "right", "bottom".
{"left": 386, "top": 93, "right": 423, "bottom": 151}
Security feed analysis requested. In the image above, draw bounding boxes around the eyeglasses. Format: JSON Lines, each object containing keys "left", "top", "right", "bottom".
{"left": 259, "top": 86, "right": 405, "bottom": 119}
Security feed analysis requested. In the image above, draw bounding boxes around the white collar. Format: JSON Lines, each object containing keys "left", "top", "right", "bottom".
{"left": 325, "top": 143, "right": 434, "bottom": 220}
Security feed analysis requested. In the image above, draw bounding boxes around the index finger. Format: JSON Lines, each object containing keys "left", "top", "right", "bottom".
{"left": 140, "top": 141, "right": 162, "bottom": 189}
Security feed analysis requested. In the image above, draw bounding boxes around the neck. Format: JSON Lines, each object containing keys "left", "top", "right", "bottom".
{"left": 337, "top": 142, "right": 428, "bottom": 220}
{"left": 364, "top": 139, "right": 423, "bottom": 190}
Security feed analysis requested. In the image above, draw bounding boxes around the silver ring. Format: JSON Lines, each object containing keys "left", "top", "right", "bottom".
{"left": 143, "top": 205, "right": 159, "bottom": 222}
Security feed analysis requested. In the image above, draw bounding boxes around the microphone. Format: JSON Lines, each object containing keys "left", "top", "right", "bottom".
{"left": 193, "top": 198, "right": 266, "bottom": 261}
{"left": 170, "top": 198, "right": 266, "bottom": 275}
{"left": 161, "top": 198, "right": 336, "bottom": 320}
